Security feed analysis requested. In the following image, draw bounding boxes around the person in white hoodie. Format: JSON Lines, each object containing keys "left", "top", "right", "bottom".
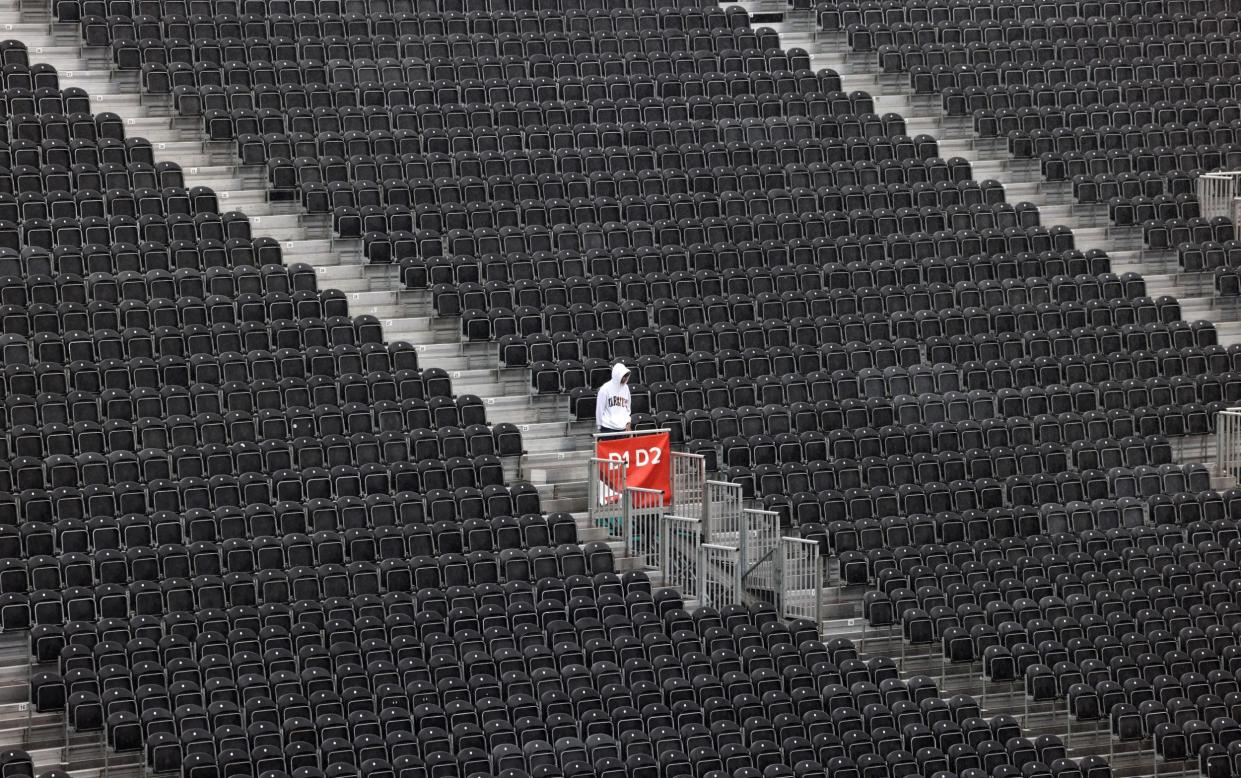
{"left": 595, "top": 362, "right": 632, "bottom": 433}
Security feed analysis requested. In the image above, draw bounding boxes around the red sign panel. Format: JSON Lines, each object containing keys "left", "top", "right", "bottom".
{"left": 596, "top": 431, "right": 672, "bottom": 504}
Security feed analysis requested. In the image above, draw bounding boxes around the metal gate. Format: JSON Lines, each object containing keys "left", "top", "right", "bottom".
{"left": 703, "top": 480, "right": 744, "bottom": 543}
{"left": 1218, "top": 408, "right": 1241, "bottom": 483}
{"left": 741, "top": 508, "right": 780, "bottom": 590}
{"left": 700, "top": 543, "right": 741, "bottom": 608}
{"left": 779, "top": 537, "right": 823, "bottom": 624}
{"left": 1197, "top": 170, "right": 1241, "bottom": 218}
{"left": 662, "top": 515, "right": 702, "bottom": 597}
{"left": 625, "top": 486, "right": 665, "bottom": 569}
{"left": 671, "top": 451, "right": 706, "bottom": 519}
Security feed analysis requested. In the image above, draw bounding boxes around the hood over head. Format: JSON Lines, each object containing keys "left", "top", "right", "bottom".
{"left": 612, "top": 363, "right": 630, "bottom": 383}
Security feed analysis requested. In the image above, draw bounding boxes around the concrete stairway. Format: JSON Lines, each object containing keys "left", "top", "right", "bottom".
{"left": 0, "top": 633, "right": 135, "bottom": 778}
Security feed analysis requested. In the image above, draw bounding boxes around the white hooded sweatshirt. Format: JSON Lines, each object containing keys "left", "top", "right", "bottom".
{"left": 595, "top": 363, "right": 632, "bottom": 430}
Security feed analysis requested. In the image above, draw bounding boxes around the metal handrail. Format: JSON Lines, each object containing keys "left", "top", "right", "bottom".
{"left": 740, "top": 545, "right": 780, "bottom": 582}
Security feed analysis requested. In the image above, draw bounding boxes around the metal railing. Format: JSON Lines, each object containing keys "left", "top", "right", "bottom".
{"left": 662, "top": 514, "right": 702, "bottom": 597}
{"left": 622, "top": 452, "right": 823, "bottom": 630}
{"left": 1217, "top": 408, "right": 1241, "bottom": 483}
{"left": 587, "top": 456, "right": 627, "bottom": 532}
{"left": 740, "top": 545, "right": 779, "bottom": 609}
{"left": 779, "top": 537, "right": 823, "bottom": 624}
{"left": 741, "top": 508, "right": 780, "bottom": 589}
{"left": 1197, "top": 170, "right": 1241, "bottom": 219}
{"left": 703, "top": 479, "right": 743, "bottom": 543}
{"left": 671, "top": 451, "right": 705, "bottom": 520}
{"left": 624, "top": 486, "right": 665, "bottom": 569}
{"left": 700, "top": 543, "right": 741, "bottom": 608}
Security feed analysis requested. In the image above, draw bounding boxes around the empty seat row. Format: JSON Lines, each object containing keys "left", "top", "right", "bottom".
{"left": 369, "top": 217, "right": 1068, "bottom": 262}
{"left": 202, "top": 107, "right": 916, "bottom": 150}
{"left": 113, "top": 30, "right": 780, "bottom": 65}
{"left": 0, "top": 237, "right": 289, "bottom": 276}
{"left": 0, "top": 188, "right": 220, "bottom": 222}
{"left": 1008, "top": 121, "right": 1241, "bottom": 159}
{"left": 65, "top": 2, "right": 744, "bottom": 28}
{"left": 916, "top": 65, "right": 1241, "bottom": 96}
{"left": 817, "top": 0, "right": 1210, "bottom": 30}
{"left": 877, "top": 35, "right": 1241, "bottom": 75}
{"left": 1040, "top": 144, "right": 1229, "bottom": 180}
{"left": 160, "top": 70, "right": 843, "bottom": 114}
{"left": 896, "top": 50, "right": 1241, "bottom": 82}
{"left": 1, "top": 476, "right": 541, "bottom": 529}
{"left": 87, "top": 7, "right": 752, "bottom": 41}
{"left": 337, "top": 200, "right": 1027, "bottom": 246}
{"left": 433, "top": 266, "right": 1122, "bottom": 317}
{"left": 847, "top": 13, "right": 1237, "bottom": 53}
{"left": 98, "top": 13, "right": 763, "bottom": 51}
{"left": 956, "top": 92, "right": 1240, "bottom": 120}
{"left": 282, "top": 143, "right": 943, "bottom": 197}
{"left": 0, "top": 162, "right": 186, "bottom": 196}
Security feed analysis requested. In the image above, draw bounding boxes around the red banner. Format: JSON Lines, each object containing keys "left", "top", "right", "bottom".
{"left": 596, "top": 431, "right": 672, "bottom": 504}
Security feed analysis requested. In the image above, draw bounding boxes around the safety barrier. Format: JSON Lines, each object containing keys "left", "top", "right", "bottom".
{"left": 661, "top": 514, "right": 702, "bottom": 597}
{"left": 1217, "top": 408, "right": 1241, "bottom": 483}
{"left": 703, "top": 479, "right": 744, "bottom": 543}
{"left": 624, "top": 486, "right": 665, "bottom": 570}
{"left": 1197, "top": 170, "right": 1241, "bottom": 219}
{"left": 671, "top": 451, "right": 706, "bottom": 519}
{"left": 626, "top": 454, "right": 822, "bottom": 631}
{"left": 700, "top": 543, "right": 741, "bottom": 608}
{"left": 587, "top": 455, "right": 627, "bottom": 531}
{"left": 741, "top": 508, "right": 780, "bottom": 590}
{"left": 652, "top": 510, "right": 823, "bottom": 627}
{"left": 779, "top": 537, "right": 823, "bottom": 623}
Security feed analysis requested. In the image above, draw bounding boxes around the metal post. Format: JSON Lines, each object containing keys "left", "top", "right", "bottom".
{"left": 620, "top": 486, "right": 631, "bottom": 557}
{"left": 25, "top": 660, "right": 32, "bottom": 747}
{"left": 1066, "top": 695, "right": 1072, "bottom": 750}
{"left": 702, "top": 482, "right": 714, "bottom": 543}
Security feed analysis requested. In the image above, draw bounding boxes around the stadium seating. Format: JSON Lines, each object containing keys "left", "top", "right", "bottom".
{"left": 0, "top": 0, "right": 1237, "bottom": 775}
{"left": 817, "top": 0, "right": 1241, "bottom": 304}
